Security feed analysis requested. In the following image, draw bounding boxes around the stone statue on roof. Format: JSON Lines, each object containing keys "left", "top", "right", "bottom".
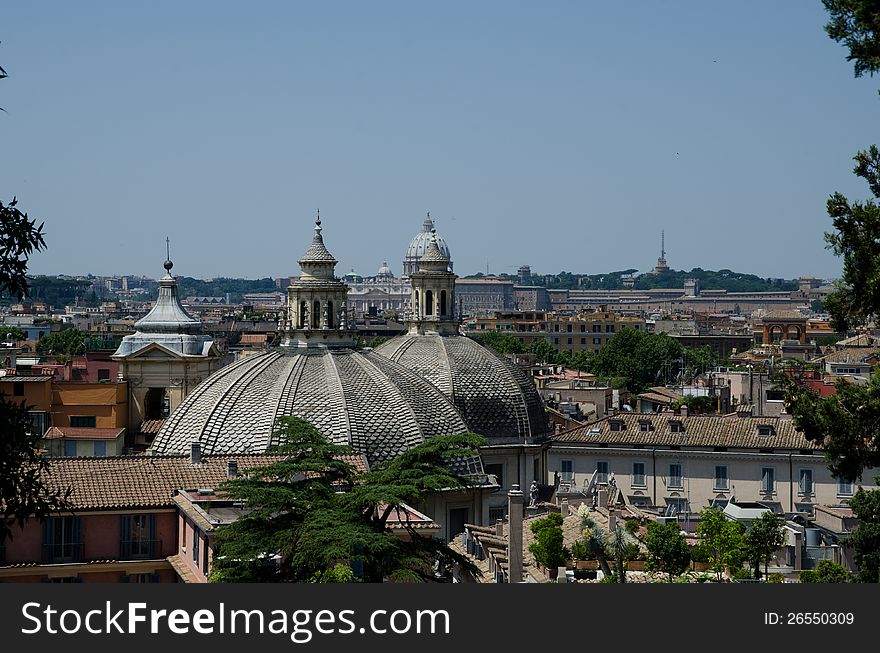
{"left": 529, "top": 480, "right": 538, "bottom": 507}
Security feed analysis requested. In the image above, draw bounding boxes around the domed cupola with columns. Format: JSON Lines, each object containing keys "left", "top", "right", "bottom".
{"left": 376, "top": 235, "right": 550, "bottom": 446}
{"left": 279, "top": 214, "right": 358, "bottom": 349}
{"left": 403, "top": 212, "right": 452, "bottom": 277}
{"left": 406, "top": 229, "right": 459, "bottom": 336}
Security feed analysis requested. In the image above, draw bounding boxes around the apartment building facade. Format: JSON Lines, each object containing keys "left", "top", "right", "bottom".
{"left": 546, "top": 413, "right": 873, "bottom": 519}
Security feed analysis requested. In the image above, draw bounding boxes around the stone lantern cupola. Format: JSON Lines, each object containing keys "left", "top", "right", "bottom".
{"left": 281, "top": 216, "right": 357, "bottom": 348}
{"left": 406, "top": 229, "right": 459, "bottom": 336}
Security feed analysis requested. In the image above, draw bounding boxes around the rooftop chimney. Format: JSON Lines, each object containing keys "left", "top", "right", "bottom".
{"left": 227, "top": 459, "right": 238, "bottom": 479}
{"left": 190, "top": 441, "right": 202, "bottom": 466}
{"left": 507, "top": 485, "right": 524, "bottom": 584}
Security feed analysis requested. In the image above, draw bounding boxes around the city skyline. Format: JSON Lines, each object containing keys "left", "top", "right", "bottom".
{"left": 2, "top": 2, "right": 877, "bottom": 280}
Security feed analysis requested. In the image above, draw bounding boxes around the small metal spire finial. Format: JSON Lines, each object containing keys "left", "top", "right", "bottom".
{"left": 164, "top": 237, "right": 173, "bottom": 272}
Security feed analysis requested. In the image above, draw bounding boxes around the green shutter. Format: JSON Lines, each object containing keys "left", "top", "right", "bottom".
{"left": 120, "top": 515, "right": 131, "bottom": 559}
{"left": 149, "top": 514, "right": 157, "bottom": 558}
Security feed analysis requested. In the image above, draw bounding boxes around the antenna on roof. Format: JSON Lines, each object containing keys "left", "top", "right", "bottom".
{"left": 661, "top": 230, "right": 665, "bottom": 260}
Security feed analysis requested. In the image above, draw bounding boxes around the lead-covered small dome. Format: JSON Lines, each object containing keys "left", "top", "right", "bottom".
{"left": 112, "top": 258, "right": 213, "bottom": 358}
{"left": 403, "top": 213, "right": 452, "bottom": 277}
{"left": 375, "top": 334, "right": 550, "bottom": 444}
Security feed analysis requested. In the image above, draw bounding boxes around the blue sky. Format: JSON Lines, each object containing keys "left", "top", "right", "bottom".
{"left": 1, "top": 1, "right": 877, "bottom": 281}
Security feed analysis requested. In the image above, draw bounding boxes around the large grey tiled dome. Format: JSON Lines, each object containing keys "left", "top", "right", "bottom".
{"left": 374, "top": 334, "right": 550, "bottom": 443}
{"left": 149, "top": 347, "right": 469, "bottom": 465}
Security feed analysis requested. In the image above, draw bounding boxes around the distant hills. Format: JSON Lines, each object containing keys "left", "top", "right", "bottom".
{"left": 8, "top": 267, "right": 803, "bottom": 310}
{"left": 466, "top": 268, "right": 801, "bottom": 293}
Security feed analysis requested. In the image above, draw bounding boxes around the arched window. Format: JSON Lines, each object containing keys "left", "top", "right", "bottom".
{"left": 314, "top": 300, "right": 321, "bottom": 329}
{"left": 425, "top": 290, "right": 433, "bottom": 316}
{"left": 440, "top": 290, "right": 447, "bottom": 317}
{"left": 327, "top": 300, "right": 334, "bottom": 329}
{"left": 787, "top": 326, "right": 800, "bottom": 341}
{"left": 769, "top": 325, "right": 784, "bottom": 344}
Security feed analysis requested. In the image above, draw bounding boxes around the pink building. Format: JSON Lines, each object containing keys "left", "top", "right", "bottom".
{"left": 0, "top": 452, "right": 307, "bottom": 583}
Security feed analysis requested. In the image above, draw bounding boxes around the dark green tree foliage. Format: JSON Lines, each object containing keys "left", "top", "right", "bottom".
{"left": 0, "top": 394, "right": 71, "bottom": 545}
{"left": 822, "top": 145, "right": 880, "bottom": 332}
{"left": 528, "top": 512, "right": 567, "bottom": 570}
{"left": 744, "top": 511, "right": 785, "bottom": 580}
{"left": 2, "top": 326, "right": 27, "bottom": 342}
{"left": 578, "top": 514, "right": 613, "bottom": 577}
{"left": 848, "top": 485, "right": 880, "bottom": 582}
{"left": 780, "top": 369, "right": 880, "bottom": 481}
{"left": 16, "top": 276, "right": 92, "bottom": 307}
{"left": 211, "top": 417, "right": 486, "bottom": 582}
{"left": 590, "top": 328, "right": 683, "bottom": 393}
{"left": 696, "top": 507, "right": 746, "bottom": 581}
{"left": 36, "top": 328, "right": 87, "bottom": 355}
{"left": 644, "top": 520, "right": 691, "bottom": 582}
{"left": 338, "top": 432, "right": 486, "bottom": 582}
{"left": 209, "top": 417, "right": 362, "bottom": 582}
{"left": 475, "top": 331, "right": 525, "bottom": 356}
{"left": 0, "top": 198, "right": 46, "bottom": 302}
{"left": 609, "top": 524, "right": 640, "bottom": 583}
{"left": 823, "top": 0, "right": 880, "bottom": 78}
{"left": 799, "top": 559, "right": 853, "bottom": 583}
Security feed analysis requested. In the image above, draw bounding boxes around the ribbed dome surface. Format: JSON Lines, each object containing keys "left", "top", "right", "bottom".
{"left": 375, "top": 334, "right": 550, "bottom": 443}
{"left": 149, "top": 348, "right": 469, "bottom": 466}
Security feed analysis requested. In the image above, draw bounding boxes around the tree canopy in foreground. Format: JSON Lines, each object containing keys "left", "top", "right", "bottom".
{"left": 209, "top": 417, "right": 486, "bottom": 582}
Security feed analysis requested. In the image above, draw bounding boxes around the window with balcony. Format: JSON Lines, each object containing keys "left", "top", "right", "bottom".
{"left": 837, "top": 477, "right": 855, "bottom": 497}
{"left": 560, "top": 459, "right": 573, "bottom": 482}
{"left": 799, "top": 469, "right": 814, "bottom": 496}
{"left": 668, "top": 463, "right": 682, "bottom": 489}
{"left": 123, "top": 573, "right": 160, "bottom": 583}
{"left": 714, "top": 465, "right": 729, "bottom": 491}
{"left": 761, "top": 467, "right": 775, "bottom": 494}
{"left": 596, "top": 461, "right": 609, "bottom": 484}
{"left": 632, "top": 462, "right": 646, "bottom": 487}
{"left": 28, "top": 411, "right": 50, "bottom": 437}
{"left": 42, "top": 517, "right": 82, "bottom": 563}
{"left": 121, "top": 514, "right": 157, "bottom": 559}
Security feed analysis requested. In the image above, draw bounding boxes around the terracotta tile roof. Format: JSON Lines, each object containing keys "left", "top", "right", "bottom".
{"left": 637, "top": 391, "right": 679, "bottom": 404}
{"left": 44, "top": 427, "right": 125, "bottom": 440}
{"left": 835, "top": 334, "right": 880, "bottom": 348}
{"left": 42, "top": 453, "right": 369, "bottom": 511}
{"left": 815, "top": 346, "right": 880, "bottom": 364}
{"left": 0, "top": 375, "right": 53, "bottom": 383}
{"left": 552, "top": 413, "right": 816, "bottom": 450}
{"left": 138, "top": 419, "right": 166, "bottom": 435}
